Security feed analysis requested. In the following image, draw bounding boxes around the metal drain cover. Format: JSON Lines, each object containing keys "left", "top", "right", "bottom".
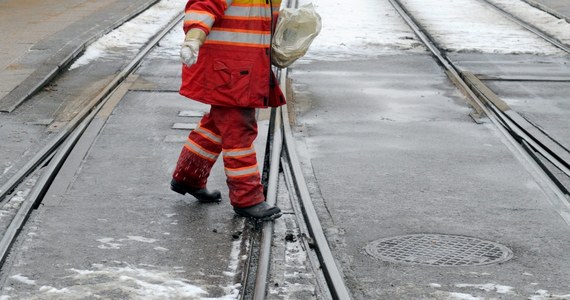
{"left": 365, "top": 234, "right": 512, "bottom": 267}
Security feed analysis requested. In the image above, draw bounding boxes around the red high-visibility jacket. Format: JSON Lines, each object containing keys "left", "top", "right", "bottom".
{"left": 180, "top": 0, "right": 285, "bottom": 108}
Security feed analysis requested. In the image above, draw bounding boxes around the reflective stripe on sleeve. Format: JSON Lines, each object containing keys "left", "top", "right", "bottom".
{"left": 184, "top": 11, "right": 216, "bottom": 30}
{"left": 206, "top": 29, "right": 270, "bottom": 47}
{"left": 225, "top": 164, "right": 259, "bottom": 178}
{"left": 224, "top": 6, "right": 270, "bottom": 19}
{"left": 184, "top": 139, "right": 219, "bottom": 161}
{"left": 222, "top": 146, "right": 256, "bottom": 158}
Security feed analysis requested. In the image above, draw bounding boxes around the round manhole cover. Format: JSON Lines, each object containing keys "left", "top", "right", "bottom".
{"left": 365, "top": 234, "right": 513, "bottom": 267}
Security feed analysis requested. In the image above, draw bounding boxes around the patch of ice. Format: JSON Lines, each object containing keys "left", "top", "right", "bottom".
{"left": 2, "top": 165, "right": 12, "bottom": 176}
{"left": 38, "top": 286, "right": 70, "bottom": 294}
{"left": 226, "top": 240, "right": 242, "bottom": 277}
{"left": 297, "top": 0, "right": 425, "bottom": 62}
{"left": 10, "top": 275, "right": 35, "bottom": 285}
{"left": 127, "top": 236, "right": 157, "bottom": 243}
{"left": 69, "top": 0, "right": 186, "bottom": 70}
{"left": 447, "top": 292, "right": 484, "bottom": 300}
{"left": 400, "top": 0, "right": 563, "bottom": 55}
{"left": 65, "top": 263, "right": 208, "bottom": 299}
{"left": 154, "top": 247, "right": 169, "bottom": 252}
{"left": 488, "top": 0, "right": 570, "bottom": 47}
{"left": 97, "top": 238, "right": 122, "bottom": 250}
{"left": 430, "top": 283, "right": 442, "bottom": 288}
{"left": 148, "top": 22, "right": 185, "bottom": 59}
{"left": 530, "top": 289, "right": 570, "bottom": 300}
{"left": 455, "top": 283, "right": 514, "bottom": 294}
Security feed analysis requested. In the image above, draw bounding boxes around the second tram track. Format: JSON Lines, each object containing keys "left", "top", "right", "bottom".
{"left": 388, "top": 0, "right": 570, "bottom": 218}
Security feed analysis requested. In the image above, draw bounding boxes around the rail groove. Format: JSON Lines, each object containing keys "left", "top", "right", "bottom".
{"left": 388, "top": 0, "right": 570, "bottom": 224}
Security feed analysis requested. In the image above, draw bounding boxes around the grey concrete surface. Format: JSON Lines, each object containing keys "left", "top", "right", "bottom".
{"left": 0, "top": 58, "right": 270, "bottom": 298}
{"left": 0, "top": 0, "right": 159, "bottom": 112}
{"left": 289, "top": 56, "right": 570, "bottom": 299}
{"left": 450, "top": 53, "right": 570, "bottom": 151}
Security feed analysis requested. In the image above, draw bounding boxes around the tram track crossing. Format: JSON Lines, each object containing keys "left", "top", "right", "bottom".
{"left": 1, "top": 0, "right": 569, "bottom": 298}
{"left": 388, "top": 0, "right": 570, "bottom": 219}
{"left": 0, "top": 1, "right": 352, "bottom": 298}
{"left": 237, "top": 0, "right": 352, "bottom": 297}
{"left": 0, "top": 11, "right": 186, "bottom": 267}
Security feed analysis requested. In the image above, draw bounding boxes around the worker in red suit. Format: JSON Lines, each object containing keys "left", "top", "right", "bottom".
{"left": 171, "top": 0, "right": 285, "bottom": 220}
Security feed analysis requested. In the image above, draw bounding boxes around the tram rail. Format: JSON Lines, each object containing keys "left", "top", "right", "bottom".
{"left": 388, "top": 0, "right": 570, "bottom": 218}
{"left": 0, "top": 12, "right": 185, "bottom": 266}
{"left": 239, "top": 0, "right": 352, "bottom": 297}
{"left": 0, "top": 1, "right": 352, "bottom": 298}
{"left": 480, "top": 0, "right": 570, "bottom": 54}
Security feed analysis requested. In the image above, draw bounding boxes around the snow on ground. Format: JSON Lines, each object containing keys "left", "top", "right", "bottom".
{"left": 488, "top": 0, "right": 570, "bottom": 46}
{"left": 400, "top": 0, "right": 564, "bottom": 55}
{"left": 148, "top": 22, "right": 184, "bottom": 59}
{"left": 296, "top": 0, "right": 570, "bottom": 63}
{"left": 297, "top": 0, "right": 426, "bottom": 62}
{"left": 69, "top": 0, "right": 186, "bottom": 69}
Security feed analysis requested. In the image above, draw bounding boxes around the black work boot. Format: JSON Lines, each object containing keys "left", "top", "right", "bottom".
{"left": 234, "top": 202, "right": 282, "bottom": 221}
{"left": 170, "top": 179, "right": 221, "bottom": 203}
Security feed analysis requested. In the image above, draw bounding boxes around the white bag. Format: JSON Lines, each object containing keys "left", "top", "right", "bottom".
{"left": 272, "top": 3, "right": 322, "bottom": 68}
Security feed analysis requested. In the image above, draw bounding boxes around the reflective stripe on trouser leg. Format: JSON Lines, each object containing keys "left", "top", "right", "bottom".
{"left": 210, "top": 105, "right": 264, "bottom": 208}
{"left": 172, "top": 113, "right": 222, "bottom": 189}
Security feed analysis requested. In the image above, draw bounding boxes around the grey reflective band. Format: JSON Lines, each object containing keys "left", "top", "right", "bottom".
{"left": 185, "top": 141, "right": 219, "bottom": 161}
{"left": 195, "top": 127, "right": 221, "bottom": 144}
{"left": 225, "top": 165, "right": 259, "bottom": 177}
{"left": 207, "top": 30, "right": 271, "bottom": 46}
{"left": 185, "top": 12, "right": 215, "bottom": 29}
{"left": 225, "top": 6, "right": 270, "bottom": 18}
{"left": 223, "top": 147, "right": 256, "bottom": 158}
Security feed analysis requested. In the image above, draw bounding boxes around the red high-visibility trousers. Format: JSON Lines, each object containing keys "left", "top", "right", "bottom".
{"left": 172, "top": 105, "right": 264, "bottom": 208}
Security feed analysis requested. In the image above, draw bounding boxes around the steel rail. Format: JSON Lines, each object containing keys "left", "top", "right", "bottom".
{"left": 280, "top": 70, "right": 353, "bottom": 300}
{"left": 0, "top": 13, "right": 184, "bottom": 204}
{"left": 388, "top": 0, "right": 570, "bottom": 223}
{"left": 519, "top": 0, "right": 570, "bottom": 24}
{"left": 252, "top": 106, "right": 283, "bottom": 300}
{"left": 0, "top": 12, "right": 184, "bottom": 266}
{"left": 463, "top": 72, "right": 570, "bottom": 179}
{"left": 468, "top": 1, "right": 570, "bottom": 180}
{"left": 479, "top": 0, "right": 570, "bottom": 54}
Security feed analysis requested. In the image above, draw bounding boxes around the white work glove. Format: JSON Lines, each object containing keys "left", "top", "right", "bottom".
{"left": 180, "top": 40, "right": 201, "bottom": 66}
{"left": 180, "top": 29, "right": 206, "bottom": 67}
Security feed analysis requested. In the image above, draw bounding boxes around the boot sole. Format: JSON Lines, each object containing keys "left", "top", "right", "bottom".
{"left": 170, "top": 183, "right": 221, "bottom": 203}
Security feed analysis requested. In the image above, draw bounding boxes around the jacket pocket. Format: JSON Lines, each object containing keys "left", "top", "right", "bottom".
{"left": 208, "top": 59, "right": 253, "bottom": 106}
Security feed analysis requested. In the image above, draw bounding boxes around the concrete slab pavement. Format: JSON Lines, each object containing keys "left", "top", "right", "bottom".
{"left": 0, "top": 58, "right": 271, "bottom": 298}
{"left": 289, "top": 53, "right": 570, "bottom": 299}
{"left": 0, "top": 0, "right": 160, "bottom": 112}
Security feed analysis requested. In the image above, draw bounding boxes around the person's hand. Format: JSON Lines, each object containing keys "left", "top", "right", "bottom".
{"left": 180, "top": 29, "right": 206, "bottom": 67}
{"left": 180, "top": 40, "right": 201, "bottom": 66}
